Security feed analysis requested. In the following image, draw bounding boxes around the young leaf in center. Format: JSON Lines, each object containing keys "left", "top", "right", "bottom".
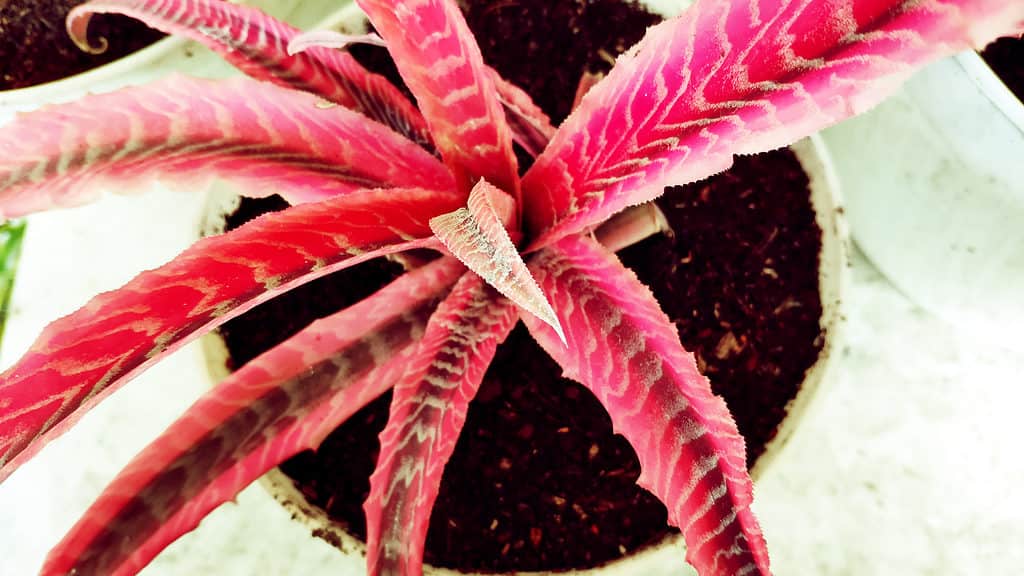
{"left": 430, "top": 180, "right": 566, "bottom": 344}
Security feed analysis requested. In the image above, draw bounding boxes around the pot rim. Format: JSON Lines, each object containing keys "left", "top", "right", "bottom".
{"left": 955, "top": 51, "right": 1024, "bottom": 136}
{"left": 200, "top": 129, "right": 850, "bottom": 574}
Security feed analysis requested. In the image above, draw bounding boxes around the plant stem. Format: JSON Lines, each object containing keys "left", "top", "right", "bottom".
{"left": 594, "top": 202, "right": 671, "bottom": 252}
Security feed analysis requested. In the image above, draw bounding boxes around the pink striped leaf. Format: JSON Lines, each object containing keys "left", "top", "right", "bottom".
{"left": 487, "top": 68, "right": 557, "bottom": 157}
{"left": 430, "top": 180, "right": 564, "bottom": 343}
{"left": 287, "top": 28, "right": 555, "bottom": 159}
{"left": 521, "top": 0, "right": 1024, "bottom": 250}
{"left": 41, "top": 258, "right": 465, "bottom": 576}
{"left": 365, "top": 272, "right": 518, "bottom": 576}
{"left": 0, "top": 187, "right": 463, "bottom": 484}
{"left": 0, "top": 75, "right": 452, "bottom": 219}
{"left": 522, "top": 234, "right": 770, "bottom": 576}
{"left": 356, "top": 0, "right": 520, "bottom": 196}
{"left": 68, "top": 0, "right": 432, "bottom": 146}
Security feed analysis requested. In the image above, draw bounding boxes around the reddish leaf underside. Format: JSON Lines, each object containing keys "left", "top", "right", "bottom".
{"left": 365, "top": 272, "right": 518, "bottom": 576}
{"left": 430, "top": 180, "right": 564, "bottom": 342}
{"left": 521, "top": 0, "right": 1024, "bottom": 250}
{"left": 0, "top": 75, "right": 452, "bottom": 219}
{"left": 355, "top": 0, "right": 520, "bottom": 197}
{"left": 572, "top": 70, "right": 605, "bottom": 112}
{"left": 523, "top": 234, "right": 770, "bottom": 576}
{"left": 0, "top": 187, "right": 463, "bottom": 483}
{"left": 41, "top": 258, "right": 465, "bottom": 576}
{"left": 486, "top": 68, "right": 557, "bottom": 157}
{"left": 68, "top": 0, "right": 433, "bottom": 147}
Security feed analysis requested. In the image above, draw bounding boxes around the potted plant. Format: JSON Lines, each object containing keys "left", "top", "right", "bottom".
{"left": 0, "top": 1, "right": 1019, "bottom": 575}
{"left": 196, "top": 3, "right": 846, "bottom": 574}
{"left": 820, "top": 36, "right": 1024, "bottom": 341}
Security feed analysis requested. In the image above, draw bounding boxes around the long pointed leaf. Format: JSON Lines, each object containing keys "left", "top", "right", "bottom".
{"left": 356, "top": 0, "right": 520, "bottom": 196}
{"left": 0, "top": 187, "right": 462, "bottom": 483}
{"left": 0, "top": 75, "right": 451, "bottom": 219}
{"left": 521, "top": 0, "right": 1024, "bottom": 250}
{"left": 430, "top": 180, "right": 564, "bottom": 342}
{"left": 365, "top": 272, "right": 517, "bottom": 576}
{"left": 41, "top": 258, "right": 465, "bottom": 576}
{"left": 523, "top": 234, "right": 770, "bottom": 576}
{"left": 68, "top": 0, "right": 433, "bottom": 146}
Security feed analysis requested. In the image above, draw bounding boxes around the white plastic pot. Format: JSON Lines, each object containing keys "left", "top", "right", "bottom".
{"left": 820, "top": 51, "right": 1024, "bottom": 342}
{"left": 200, "top": 133, "right": 848, "bottom": 576}
{"left": 0, "top": 0, "right": 338, "bottom": 123}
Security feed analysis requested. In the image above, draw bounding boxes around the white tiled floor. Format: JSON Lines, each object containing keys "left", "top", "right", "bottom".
{"left": 1, "top": 188, "right": 1022, "bottom": 575}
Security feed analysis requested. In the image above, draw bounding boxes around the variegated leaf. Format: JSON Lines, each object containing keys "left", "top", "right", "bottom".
{"left": 0, "top": 75, "right": 452, "bottom": 219}
{"left": 365, "top": 272, "right": 518, "bottom": 576}
{"left": 41, "top": 258, "right": 465, "bottom": 576}
{"left": 523, "top": 234, "right": 770, "bottom": 576}
{"left": 68, "top": 0, "right": 432, "bottom": 146}
{"left": 521, "top": 0, "right": 1024, "bottom": 250}
{"left": 356, "top": 0, "right": 520, "bottom": 196}
{"left": 430, "top": 180, "right": 564, "bottom": 343}
{"left": 0, "top": 187, "right": 463, "bottom": 483}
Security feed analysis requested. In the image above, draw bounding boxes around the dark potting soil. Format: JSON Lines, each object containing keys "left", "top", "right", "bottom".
{"left": 981, "top": 36, "right": 1024, "bottom": 103}
{"left": 218, "top": 0, "right": 824, "bottom": 572}
{"left": 461, "top": 0, "right": 661, "bottom": 124}
{"left": 0, "top": 0, "right": 166, "bottom": 90}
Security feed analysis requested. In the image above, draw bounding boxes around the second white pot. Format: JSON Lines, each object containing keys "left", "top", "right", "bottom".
{"left": 821, "top": 51, "right": 1024, "bottom": 343}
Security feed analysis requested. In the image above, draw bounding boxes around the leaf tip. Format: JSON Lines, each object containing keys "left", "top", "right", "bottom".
{"left": 553, "top": 319, "right": 568, "bottom": 347}
{"left": 536, "top": 300, "right": 567, "bottom": 347}
{"left": 552, "top": 311, "right": 569, "bottom": 348}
